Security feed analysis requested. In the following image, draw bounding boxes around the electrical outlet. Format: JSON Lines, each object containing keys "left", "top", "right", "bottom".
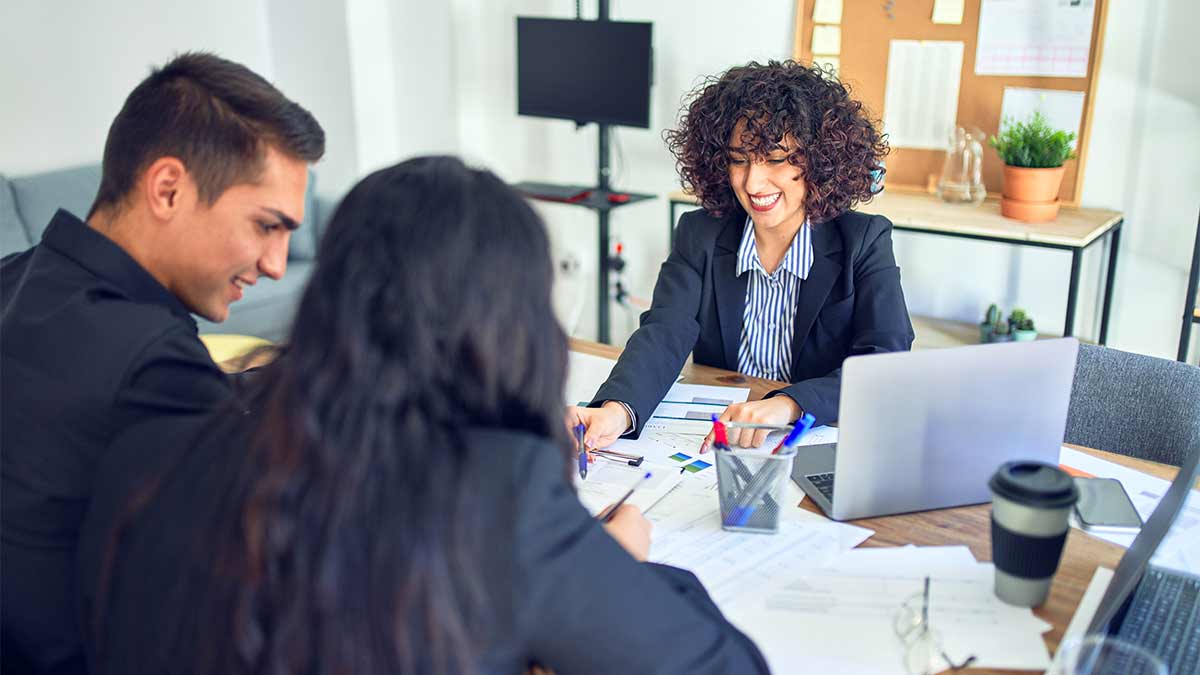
{"left": 558, "top": 251, "right": 582, "bottom": 277}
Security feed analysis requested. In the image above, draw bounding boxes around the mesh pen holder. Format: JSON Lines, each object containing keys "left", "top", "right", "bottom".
{"left": 714, "top": 447, "right": 796, "bottom": 533}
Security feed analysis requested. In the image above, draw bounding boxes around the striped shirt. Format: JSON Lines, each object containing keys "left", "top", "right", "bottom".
{"left": 736, "top": 216, "right": 814, "bottom": 382}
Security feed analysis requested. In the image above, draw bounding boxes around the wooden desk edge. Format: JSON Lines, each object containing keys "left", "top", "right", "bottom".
{"left": 568, "top": 338, "right": 1180, "bottom": 673}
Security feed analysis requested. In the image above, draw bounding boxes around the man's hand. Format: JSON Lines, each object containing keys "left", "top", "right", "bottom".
{"left": 565, "top": 401, "right": 632, "bottom": 449}
{"left": 701, "top": 396, "right": 801, "bottom": 451}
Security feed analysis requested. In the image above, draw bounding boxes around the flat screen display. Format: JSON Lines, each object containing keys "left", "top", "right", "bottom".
{"left": 516, "top": 17, "right": 652, "bottom": 128}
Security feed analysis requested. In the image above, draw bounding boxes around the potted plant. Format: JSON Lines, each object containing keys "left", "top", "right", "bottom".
{"left": 989, "top": 111, "right": 1077, "bottom": 223}
{"left": 1008, "top": 308, "right": 1037, "bottom": 341}
{"left": 990, "top": 314, "right": 1013, "bottom": 342}
{"left": 980, "top": 303, "right": 1000, "bottom": 343}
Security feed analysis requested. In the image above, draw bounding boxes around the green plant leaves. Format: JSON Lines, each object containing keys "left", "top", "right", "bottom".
{"left": 988, "top": 111, "right": 1077, "bottom": 168}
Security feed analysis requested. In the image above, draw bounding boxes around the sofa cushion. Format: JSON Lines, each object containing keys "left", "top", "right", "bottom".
{"left": 288, "top": 170, "right": 319, "bottom": 261}
{"left": 0, "top": 174, "right": 32, "bottom": 257}
{"left": 194, "top": 259, "right": 314, "bottom": 341}
{"left": 10, "top": 165, "right": 102, "bottom": 243}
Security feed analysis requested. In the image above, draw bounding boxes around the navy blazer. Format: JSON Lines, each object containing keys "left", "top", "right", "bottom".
{"left": 593, "top": 205, "right": 914, "bottom": 434}
{"left": 79, "top": 413, "right": 769, "bottom": 674}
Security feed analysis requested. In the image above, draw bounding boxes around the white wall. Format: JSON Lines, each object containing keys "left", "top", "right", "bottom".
{"left": 266, "top": 0, "right": 360, "bottom": 201}
{"left": 0, "top": 0, "right": 274, "bottom": 174}
{"left": 451, "top": 0, "right": 1200, "bottom": 359}
{"left": 452, "top": 0, "right": 797, "bottom": 340}
{"left": 4, "top": 0, "right": 1196, "bottom": 359}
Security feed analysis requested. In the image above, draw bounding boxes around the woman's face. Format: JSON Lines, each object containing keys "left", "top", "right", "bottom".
{"left": 726, "top": 118, "right": 808, "bottom": 235}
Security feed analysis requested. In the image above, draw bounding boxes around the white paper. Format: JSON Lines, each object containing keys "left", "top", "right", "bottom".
{"left": 883, "top": 40, "right": 964, "bottom": 150}
{"left": 726, "top": 548, "right": 1053, "bottom": 673}
{"left": 564, "top": 351, "right": 617, "bottom": 405}
{"left": 660, "top": 382, "right": 749, "bottom": 407}
{"left": 812, "top": 25, "right": 841, "bottom": 55}
{"left": 812, "top": 0, "right": 842, "bottom": 25}
{"left": 932, "top": 0, "right": 965, "bottom": 25}
{"left": 999, "top": 87, "right": 1085, "bottom": 145}
{"left": 975, "top": 0, "right": 1095, "bottom": 78}
{"left": 573, "top": 461, "right": 682, "bottom": 516}
{"left": 652, "top": 518, "right": 873, "bottom": 607}
{"left": 1059, "top": 447, "right": 1200, "bottom": 575}
{"left": 1049, "top": 566, "right": 1114, "bottom": 673}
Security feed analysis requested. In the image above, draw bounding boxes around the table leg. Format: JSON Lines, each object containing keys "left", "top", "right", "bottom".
{"left": 1064, "top": 249, "right": 1082, "bottom": 338}
{"left": 1098, "top": 223, "right": 1122, "bottom": 346}
{"left": 669, "top": 201, "right": 678, "bottom": 249}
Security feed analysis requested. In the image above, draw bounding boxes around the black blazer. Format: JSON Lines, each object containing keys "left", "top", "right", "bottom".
{"left": 78, "top": 413, "right": 769, "bottom": 675}
{"left": 594, "top": 206, "right": 914, "bottom": 433}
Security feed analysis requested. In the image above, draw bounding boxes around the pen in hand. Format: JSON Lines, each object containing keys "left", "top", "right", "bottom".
{"left": 598, "top": 471, "right": 654, "bottom": 523}
{"left": 575, "top": 423, "right": 589, "bottom": 480}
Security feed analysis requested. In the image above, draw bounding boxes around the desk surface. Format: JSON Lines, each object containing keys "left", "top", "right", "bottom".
{"left": 667, "top": 188, "right": 1123, "bottom": 248}
{"left": 570, "top": 338, "right": 1179, "bottom": 675}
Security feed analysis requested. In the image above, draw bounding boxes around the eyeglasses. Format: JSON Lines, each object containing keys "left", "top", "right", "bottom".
{"left": 893, "top": 576, "right": 978, "bottom": 675}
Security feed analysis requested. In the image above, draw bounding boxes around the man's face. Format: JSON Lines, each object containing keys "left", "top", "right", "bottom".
{"left": 164, "top": 147, "right": 309, "bottom": 322}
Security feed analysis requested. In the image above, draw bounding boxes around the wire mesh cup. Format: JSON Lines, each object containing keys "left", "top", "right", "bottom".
{"left": 714, "top": 447, "right": 797, "bottom": 533}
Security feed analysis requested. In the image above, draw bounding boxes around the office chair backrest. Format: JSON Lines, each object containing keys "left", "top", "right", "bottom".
{"left": 1065, "top": 343, "right": 1200, "bottom": 466}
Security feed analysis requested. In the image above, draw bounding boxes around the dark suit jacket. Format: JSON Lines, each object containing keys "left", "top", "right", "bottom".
{"left": 594, "top": 206, "right": 914, "bottom": 434}
{"left": 78, "top": 412, "right": 769, "bottom": 675}
{"left": 1, "top": 211, "right": 231, "bottom": 674}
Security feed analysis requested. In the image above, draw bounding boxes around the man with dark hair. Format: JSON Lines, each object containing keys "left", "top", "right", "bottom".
{"left": 1, "top": 52, "right": 325, "bottom": 674}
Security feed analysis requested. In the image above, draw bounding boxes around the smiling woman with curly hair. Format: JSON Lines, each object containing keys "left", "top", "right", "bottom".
{"left": 571, "top": 60, "right": 914, "bottom": 450}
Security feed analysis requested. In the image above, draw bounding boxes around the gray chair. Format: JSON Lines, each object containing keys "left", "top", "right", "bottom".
{"left": 1065, "top": 343, "right": 1200, "bottom": 466}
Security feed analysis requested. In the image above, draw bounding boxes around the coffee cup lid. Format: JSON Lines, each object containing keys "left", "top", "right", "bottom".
{"left": 989, "top": 461, "right": 1078, "bottom": 509}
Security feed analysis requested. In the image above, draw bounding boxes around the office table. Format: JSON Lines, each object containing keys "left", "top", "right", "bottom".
{"left": 667, "top": 189, "right": 1124, "bottom": 344}
{"left": 570, "top": 338, "right": 1181, "bottom": 675}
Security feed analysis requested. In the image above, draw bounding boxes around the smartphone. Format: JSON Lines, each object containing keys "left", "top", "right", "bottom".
{"left": 1073, "top": 477, "right": 1143, "bottom": 534}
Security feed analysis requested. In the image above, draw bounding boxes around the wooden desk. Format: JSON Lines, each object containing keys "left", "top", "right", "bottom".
{"left": 666, "top": 189, "right": 1125, "bottom": 344}
{"left": 571, "top": 338, "right": 1179, "bottom": 675}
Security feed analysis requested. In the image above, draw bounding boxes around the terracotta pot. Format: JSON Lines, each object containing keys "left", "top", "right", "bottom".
{"left": 1000, "top": 196, "right": 1061, "bottom": 223}
{"left": 1002, "top": 165, "right": 1066, "bottom": 203}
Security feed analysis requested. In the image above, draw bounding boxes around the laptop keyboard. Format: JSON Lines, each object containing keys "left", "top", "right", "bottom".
{"left": 1116, "top": 567, "right": 1200, "bottom": 674}
{"left": 805, "top": 472, "right": 835, "bottom": 503}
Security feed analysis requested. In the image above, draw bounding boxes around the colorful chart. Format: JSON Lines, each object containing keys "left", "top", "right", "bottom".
{"left": 684, "top": 460, "right": 712, "bottom": 473}
{"left": 669, "top": 452, "right": 692, "bottom": 462}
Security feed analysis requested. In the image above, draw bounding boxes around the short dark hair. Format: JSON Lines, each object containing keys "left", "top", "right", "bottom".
{"left": 89, "top": 51, "right": 325, "bottom": 217}
{"left": 665, "top": 60, "right": 888, "bottom": 224}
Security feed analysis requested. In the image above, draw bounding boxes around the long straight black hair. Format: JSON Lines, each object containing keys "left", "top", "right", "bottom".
{"left": 101, "top": 157, "right": 571, "bottom": 674}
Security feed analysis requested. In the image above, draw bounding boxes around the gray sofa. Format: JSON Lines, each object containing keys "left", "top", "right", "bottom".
{"left": 0, "top": 164, "right": 337, "bottom": 341}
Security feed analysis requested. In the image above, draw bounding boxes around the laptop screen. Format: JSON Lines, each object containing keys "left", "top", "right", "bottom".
{"left": 1086, "top": 443, "right": 1200, "bottom": 635}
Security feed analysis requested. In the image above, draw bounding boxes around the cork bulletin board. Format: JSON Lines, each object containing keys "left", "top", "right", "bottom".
{"left": 793, "top": 0, "right": 1110, "bottom": 205}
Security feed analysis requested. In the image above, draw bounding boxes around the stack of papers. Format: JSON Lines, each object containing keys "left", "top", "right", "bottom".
{"left": 646, "top": 488, "right": 873, "bottom": 607}
{"left": 724, "top": 546, "right": 1053, "bottom": 674}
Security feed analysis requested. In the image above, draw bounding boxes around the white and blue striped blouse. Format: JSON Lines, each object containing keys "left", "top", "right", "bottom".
{"left": 735, "top": 216, "right": 814, "bottom": 382}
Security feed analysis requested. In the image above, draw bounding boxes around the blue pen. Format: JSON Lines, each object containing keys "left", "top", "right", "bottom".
{"left": 575, "top": 423, "right": 588, "bottom": 480}
{"left": 771, "top": 412, "right": 816, "bottom": 455}
{"left": 729, "top": 413, "right": 817, "bottom": 526}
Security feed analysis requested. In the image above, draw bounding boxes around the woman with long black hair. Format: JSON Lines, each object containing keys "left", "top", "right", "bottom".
{"left": 78, "top": 157, "right": 768, "bottom": 674}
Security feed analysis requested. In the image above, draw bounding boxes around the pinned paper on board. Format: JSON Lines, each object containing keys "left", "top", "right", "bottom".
{"left": 998, "top": 87, "right": 1085, "bottom": 147}
{"left": 883, "top": 40, "right": 964, "bottom": 150}
{"left": 811, "top": 25, "right": 841, "bottom": 56}
{"left": 812, "top": 0, "right": 843, "bottom": 25}
{"left": 975, "top": 0, "right": 1096, "bottom": 78}
{"left": 932, "top": 0, "right": 965, "bottom": 25}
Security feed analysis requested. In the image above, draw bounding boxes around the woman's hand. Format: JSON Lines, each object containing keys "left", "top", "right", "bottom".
{"left": 601, "top": 504, "right": 652, "bottom": 561}
{"left": 700, "top": 396, "right": 801, "bottom": 451}
{"left": 565, "top": 402, "right": 631, "bottom": 450}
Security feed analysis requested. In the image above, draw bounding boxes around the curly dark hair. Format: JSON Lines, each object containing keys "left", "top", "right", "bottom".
{"left": 665, "top": 60, "right": 888, "bottom": 224}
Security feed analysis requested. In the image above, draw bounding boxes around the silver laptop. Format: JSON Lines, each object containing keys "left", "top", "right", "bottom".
{"left": 791, "top": 338, "right": 1079, "bottom": 521}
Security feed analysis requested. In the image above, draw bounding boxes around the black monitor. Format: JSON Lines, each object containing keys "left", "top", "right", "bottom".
{"left": 516, "top": 17, "right": 652, "bottom": 129}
